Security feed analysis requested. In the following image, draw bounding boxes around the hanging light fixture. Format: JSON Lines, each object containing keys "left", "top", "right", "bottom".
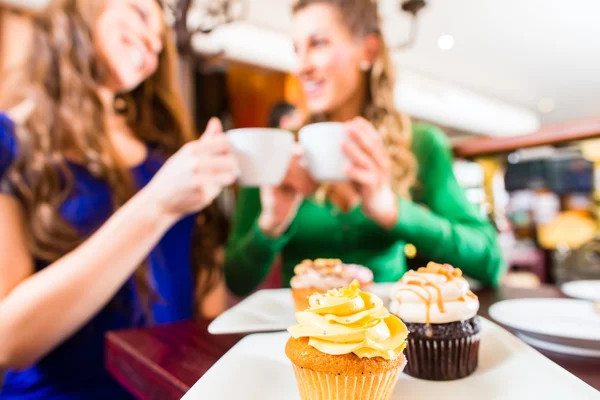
{"left": 162, "top": 0, "right": 248, "bottom": 51}
{"left": 392, "top": 0, "right": 427, "bottom": 50}
{"left": 186, "top": 0, "right": 248, "bottom": 34}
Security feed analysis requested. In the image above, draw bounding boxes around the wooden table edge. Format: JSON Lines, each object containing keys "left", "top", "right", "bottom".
{"left": 106, "top": 331, "right": 189, "bottom": 398}
{"left": 105, "top": 286, "right": 600, "bottom": 398}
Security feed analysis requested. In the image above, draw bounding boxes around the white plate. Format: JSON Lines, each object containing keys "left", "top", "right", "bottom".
{"left": 561, "top": 280, "right": 600, "bottom": 301}
{"left": 489, "top": 298, "right": 600, "bottom": 344}
{"left": 517, "top": 332, "right": 600, "bottom": 358}
{"left": 209, "top": 279, "right": 481, "bottom": 335}
{"left": 209, "top": 283, "right": 395, "bottom": 335}
{"left": 184, "top": 318, "right": 599, "bottom": 399}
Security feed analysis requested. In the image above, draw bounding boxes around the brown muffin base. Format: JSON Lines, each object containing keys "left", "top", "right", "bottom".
{"left": 286, "top": 337, "right": 406, "bottom": 400}
{"left": 290, "top": 364, "right": 402, "bottom": 400}
{"left": 403, "top": 316, "right": 481, "bottom": 381}
{"left": 286, "top": 337, "right": 405, "bottom": 375}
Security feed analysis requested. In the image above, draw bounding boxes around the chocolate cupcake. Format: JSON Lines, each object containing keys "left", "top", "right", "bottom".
{"left": 290, "top": 258, "right": 373, "bottom": 311}
{"left": 389, "top": 262, "right": 481, "bottom": 380}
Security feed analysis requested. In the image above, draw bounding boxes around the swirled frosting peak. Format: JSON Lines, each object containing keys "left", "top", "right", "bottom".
{"left": 288, "top": 280, "right": 408, "bottom": 360}
{"left": 389, "top": 262, "right": 479, "bottom": 324}
{"left": 290, "top": 258, "right": 373, "bottom": 290}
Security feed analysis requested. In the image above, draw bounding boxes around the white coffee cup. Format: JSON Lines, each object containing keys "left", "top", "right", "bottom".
{"left": 227, "top": 128, "right": 294, "bottom": 187}
{"left": 299, "top": 122, "right": 349, "bottom": 182}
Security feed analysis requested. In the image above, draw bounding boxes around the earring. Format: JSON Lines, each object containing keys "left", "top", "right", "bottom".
{"left": 359, "top": 60, "right": 372, "bottom": 71}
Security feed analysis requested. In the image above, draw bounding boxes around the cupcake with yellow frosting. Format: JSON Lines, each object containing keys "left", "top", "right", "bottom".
{"left": 389, "top": 262, "right": 481, "bottom": 380}
{"left": 286, "top": 280, "right": 408, "bottom": 400}
{"left": 290, "top": 258, "right": 373, "bottom": 311}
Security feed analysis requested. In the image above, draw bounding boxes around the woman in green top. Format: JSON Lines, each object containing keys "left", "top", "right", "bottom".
{"left": 224, "top": 0, "right": 504, "bottom": 297}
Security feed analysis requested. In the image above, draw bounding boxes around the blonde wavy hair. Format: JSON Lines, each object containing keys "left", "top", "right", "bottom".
{"left": 0, "top": 0, "right": 223, "bottom": 318}
{"left": 293, "top": 0, "right": 416, "bottom": 197}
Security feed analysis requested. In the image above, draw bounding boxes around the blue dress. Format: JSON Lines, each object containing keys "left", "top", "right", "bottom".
{"left": 0, "top": 114, "right": 197, "bottom": 399}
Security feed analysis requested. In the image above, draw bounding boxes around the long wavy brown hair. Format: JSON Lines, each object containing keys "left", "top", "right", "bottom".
{"left": 0, "top": 0, "right": 223, "bottom": 319}
{"left": 293, "top": 0, "right": 416, "bottom": 197}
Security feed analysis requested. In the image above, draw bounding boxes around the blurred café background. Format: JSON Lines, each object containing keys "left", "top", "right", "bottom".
{"left": 2, "top": 0, "right": 600, "bottom": 291}
{"left": 1, "top": 1, "right": 600, "bottom": 398}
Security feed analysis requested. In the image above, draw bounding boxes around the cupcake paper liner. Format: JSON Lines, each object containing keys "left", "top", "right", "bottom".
{"left": 291, "top": 358, "right": 406, "bottom": 400}
{"left": 404, "top": 334, "right": 480, "bottom": 381}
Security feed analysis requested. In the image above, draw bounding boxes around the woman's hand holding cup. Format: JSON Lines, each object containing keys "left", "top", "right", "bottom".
{"left": 144, "top": 117, "right": 239, "bottom": 221}
{"left": 342, "top": 117, "right": 398, "bottom": 229}
{"left": 258, "top": 144, "right": 316, "bottom": 238}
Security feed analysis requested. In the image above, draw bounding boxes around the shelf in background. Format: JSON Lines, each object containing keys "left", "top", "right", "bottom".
{"left": 453, "top": 118, "right": 600, "bottom": 159}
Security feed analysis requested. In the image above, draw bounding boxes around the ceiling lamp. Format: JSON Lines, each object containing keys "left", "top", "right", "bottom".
{"left": 162, "top": 0, "right": 248, "bottom": 51}
{"left": 392, "top": 0, "right": 428, "bottom": 50}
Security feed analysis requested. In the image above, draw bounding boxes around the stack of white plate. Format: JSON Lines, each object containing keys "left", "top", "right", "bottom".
{"left": 489, "top": 280, "right": 600, "bottom": 358}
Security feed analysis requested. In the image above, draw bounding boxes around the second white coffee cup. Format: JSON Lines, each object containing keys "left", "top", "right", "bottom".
{"left": 299, "top": 122, "right": 349, "bottom": 182}
{"left": 227, "top": 128, "right": 294, "bottom": 187}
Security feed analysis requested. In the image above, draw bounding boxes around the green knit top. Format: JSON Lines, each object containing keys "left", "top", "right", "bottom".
{"left": 224, "top": 123, "right": 505, "bottom": 297}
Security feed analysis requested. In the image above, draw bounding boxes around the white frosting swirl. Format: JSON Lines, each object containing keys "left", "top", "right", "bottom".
{"left": 389, "top": 269, "right": 479, "bottom": 324}
{"left": 290, "top": 263, "right": 373, "bottom": 290}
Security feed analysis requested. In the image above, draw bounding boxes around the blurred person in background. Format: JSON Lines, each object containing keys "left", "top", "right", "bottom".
{"left": 224, "top": 0, "right": 504, "bottom": 297}
{"left": 0, "top": 0, "right": 237, "bottom": 398}
{"left": 268, "top": 101, "right": 304, "bottom": 131}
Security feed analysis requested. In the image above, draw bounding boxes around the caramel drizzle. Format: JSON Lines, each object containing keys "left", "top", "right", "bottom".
{"left": 457, "top": 291, "right": 477, "bottom": 302}
{"left": 396, "top": 287, "right": 433, "bottom": 323}
{"left": 396, "top": 272, "right": 457, "bottom": 324}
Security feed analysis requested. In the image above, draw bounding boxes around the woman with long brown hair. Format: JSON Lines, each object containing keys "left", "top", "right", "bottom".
{"left": 224, "top": 0, "right": 504, "bottom": 296}
{"left": 0, "top": 0, "right": 237, "bottom": 398}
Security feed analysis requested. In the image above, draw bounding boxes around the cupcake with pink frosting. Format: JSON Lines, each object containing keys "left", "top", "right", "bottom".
{"left": 389, "top": 262, "right": 481, "bottom": 380}
{"left": 290, "top": 258, "right": 373, "bottom": 311}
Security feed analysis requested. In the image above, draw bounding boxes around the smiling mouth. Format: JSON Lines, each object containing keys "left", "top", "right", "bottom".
{"left": 302, "top": 79, "right": 325, "bottom": 97}
{"left": 129, "top": 46, "right": 145, "bottom": 70}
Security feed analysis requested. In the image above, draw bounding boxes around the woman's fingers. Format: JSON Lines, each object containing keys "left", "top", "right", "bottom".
{"left": 202, "top": 117, "right": 223, "bottom": 138}
{"left": 186, "top": 118, "right": 228, "bottom": 157}
{"left": 284, "top": 156, "right": 315, "bottom": 196}
{"left": 212, "top": 171, "right": 237, "bottom": 186}
{"left": 195, "top": 154, "right": 238, "bottom": 175}
{"left": 346, "top": 120, "right": 378, "bottom": 161}
{"left": 346, "top": 165, "right": 379, "bottom": 188}
{"left": 357, "top": 118, "right": 391, "bottom": 173}
{"left": 191, "top": 134, "right": 230, "bottom": 155}
{"left": 193, "top": 170, "right": 235, "bottom": 198}
{"left": 346, "top": 118, "right": 390, "bottom": 173}
{"left": 342, "top": 138, "right": 378, "bottom": 172}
